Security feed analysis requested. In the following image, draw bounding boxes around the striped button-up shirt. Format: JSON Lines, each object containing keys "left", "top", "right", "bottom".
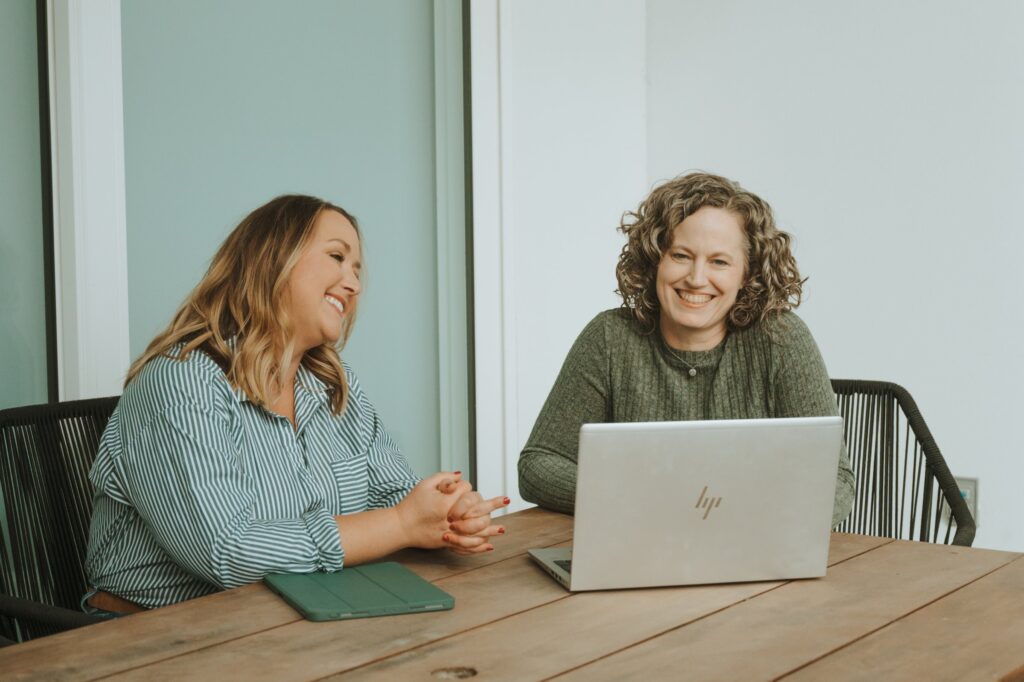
{"left": 84, "top": 348, "right": 419, "bottom": 608}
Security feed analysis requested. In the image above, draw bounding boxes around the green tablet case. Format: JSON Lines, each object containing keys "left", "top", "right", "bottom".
{"left": 264, "top": 562, "right": 454, "bottom": 621}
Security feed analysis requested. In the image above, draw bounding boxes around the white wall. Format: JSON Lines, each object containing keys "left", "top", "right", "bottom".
{"left": 475, "top": 0, "right": 1023, "bottom": 551}
{"left": 646, "top": 0, "right": 1024, "bottom": 551}
{"left": 471, "top": 0, "right": 648, "bottom": 507}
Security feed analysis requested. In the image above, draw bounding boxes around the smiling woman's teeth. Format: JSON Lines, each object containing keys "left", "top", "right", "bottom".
{"left": 679, "top": 292, "right": 712, "bottom": 304}
{"left": 325, "top": 296, "right": 345, "bottom": 314}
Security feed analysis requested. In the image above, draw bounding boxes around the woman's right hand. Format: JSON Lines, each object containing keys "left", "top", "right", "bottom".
{"left": 437, "top": 482, "right": 508, "bottom": 555}
{"left": 335, "top": 472, "right": 505, "bottom": 565}
{"left": 393, "top": 472, "right": 467, "bottom": 549}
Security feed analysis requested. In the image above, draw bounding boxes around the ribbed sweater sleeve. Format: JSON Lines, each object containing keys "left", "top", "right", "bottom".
{"left": 765, "top": 315, "right": 855, "bottom": 526}
{"left": 519, "top": 315, "right": 610, "bottom": 513}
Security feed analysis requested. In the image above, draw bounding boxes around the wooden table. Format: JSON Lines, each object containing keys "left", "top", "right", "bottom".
{"left": 2, "top": 507, "right": 1023, "bottom": 681}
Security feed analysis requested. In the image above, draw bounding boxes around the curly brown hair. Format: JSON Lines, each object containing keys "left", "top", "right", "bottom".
{"left": 615, "top": 172, "right": 804, "bottom": 333}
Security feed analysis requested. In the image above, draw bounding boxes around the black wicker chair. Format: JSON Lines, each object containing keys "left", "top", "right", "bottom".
{"left": 831, "top": 379, "right": 975, "bottom": 546}
{"left": 0, "top": 396, "right": 120, "bottom": 646}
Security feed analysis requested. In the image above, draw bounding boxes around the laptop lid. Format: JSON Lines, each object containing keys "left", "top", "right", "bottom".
{"left": 567, "top": 416, "right": 842, "bottom": 591}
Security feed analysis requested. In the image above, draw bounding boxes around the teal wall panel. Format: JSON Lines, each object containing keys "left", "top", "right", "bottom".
{"left": 0, "top": 0, "right": 48, "bottom": 410}
{"left": 121, "top": 0, "right": 441, "bottom": 474}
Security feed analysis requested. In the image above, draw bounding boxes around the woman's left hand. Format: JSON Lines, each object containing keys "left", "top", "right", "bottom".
{"left": 437, "top": 480, "right": 509, "bottom": 555}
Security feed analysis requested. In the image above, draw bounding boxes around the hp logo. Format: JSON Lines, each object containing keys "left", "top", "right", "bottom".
{"left": 695, "top": 485, "right": 722, "bottom": 520}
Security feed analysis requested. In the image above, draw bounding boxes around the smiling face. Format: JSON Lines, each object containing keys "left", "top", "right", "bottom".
{"left": 284, "top": 209, "right": 362, "bottom": 354}
{"left": 655, "top": 206, "right": 747, "bottom": 351}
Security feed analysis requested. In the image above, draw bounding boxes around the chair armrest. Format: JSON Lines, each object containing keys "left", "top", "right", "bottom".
{"left": 0, "top": 593, "right": 103, "bottom": 630}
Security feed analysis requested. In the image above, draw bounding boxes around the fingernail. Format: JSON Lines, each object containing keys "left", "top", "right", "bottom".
{"left": 487, "top": 546, "right": 494, "bottom": 551}
{"left": 498, "top": 527, "right": 506, "bottom": 534}
{"left": 443, "top": 533, "right": 450, "bottom": 542}
{"left": 503, "top": 497, "right": 511, "bottom": 505}
{"left": 454, "top": 470, "right": 462, "bottom": 476}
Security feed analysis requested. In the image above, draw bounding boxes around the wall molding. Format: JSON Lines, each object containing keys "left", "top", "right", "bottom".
{"left": 48, "top": 0, "right": 130, "bottom": 400}
{"left": 433, "top": 0, "right": 471, "bottom": 479}
{"left": 469, "top": 0, "right": 516, "bottom": 505}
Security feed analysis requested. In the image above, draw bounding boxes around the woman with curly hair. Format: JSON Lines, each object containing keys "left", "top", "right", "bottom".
{"left": 518, "top": 172, "right": 854, "bottom": 527}
{"left": 83, "top": 195, "right": 507, "bottom": 614}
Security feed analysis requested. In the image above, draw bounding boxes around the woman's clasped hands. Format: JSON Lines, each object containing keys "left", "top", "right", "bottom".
{"left": 395, "top": 472, "right": 509, "bottom": 555}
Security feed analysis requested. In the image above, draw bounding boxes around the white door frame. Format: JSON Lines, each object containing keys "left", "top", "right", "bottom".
{"left": 433, "top": 0, "right": 472, "bottom": 479}
{"left": 468, "top": 0, "right": 519, "bottom": 506}
{"left": 47, "top": 0, "right": 130, "bottom": 401}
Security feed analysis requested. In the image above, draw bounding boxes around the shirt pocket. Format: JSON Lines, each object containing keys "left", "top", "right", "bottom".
{"left": 328, "top": 456, "right": 369, "bottom": 514}
{"left": 306, "top": 407, "right": 372, "bottom": 514}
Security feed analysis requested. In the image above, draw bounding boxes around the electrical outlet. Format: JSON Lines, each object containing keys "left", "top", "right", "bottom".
{"left": 954, "top": 476, "right": 978, "bottom": 526}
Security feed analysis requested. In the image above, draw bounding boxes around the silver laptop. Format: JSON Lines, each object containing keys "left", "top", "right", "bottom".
{"left": 529, "top": 416, "right": 842, "bottom": 591}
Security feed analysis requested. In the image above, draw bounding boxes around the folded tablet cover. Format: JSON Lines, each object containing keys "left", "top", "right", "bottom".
{"left": 264, "top": 562, "right": 454, "bottom": 621}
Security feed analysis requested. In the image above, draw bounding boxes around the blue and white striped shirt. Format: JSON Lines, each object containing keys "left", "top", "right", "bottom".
{"left": 84, "top": 348, "right": 419, "bottom": 608}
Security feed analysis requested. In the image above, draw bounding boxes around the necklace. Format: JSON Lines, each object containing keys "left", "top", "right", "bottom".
{"left": 667, "top": 347, "right": 698, "bottom": 377}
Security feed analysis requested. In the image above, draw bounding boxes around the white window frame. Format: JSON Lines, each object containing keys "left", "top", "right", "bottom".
{"left": 48, "top": 0, "right": 130, "bottom": 401}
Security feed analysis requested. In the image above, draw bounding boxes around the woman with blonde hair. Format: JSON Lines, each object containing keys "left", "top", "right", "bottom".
{"left": 518, "top": 172, "right": 854, "bottom": 526}
{"left": 84, "top": 195, "right": 506, "bottom": 613}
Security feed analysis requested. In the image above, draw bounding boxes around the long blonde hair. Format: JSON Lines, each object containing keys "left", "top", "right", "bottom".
{"left": 126, "top": 195, "right": 359, "bottom": 414}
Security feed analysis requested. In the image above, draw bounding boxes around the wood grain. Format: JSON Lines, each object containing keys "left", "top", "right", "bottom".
{"left": 828, "top": 533, "right": 896, "bottom": 565}
{"left": 326, "top": 534, "right": 892, "bottom": 680}
{"left": 6, "top": 506, "right": 1018, "bottom": 682}
{"left": 0, "top": 507, "right": 569, "bottom": 681}
{"left": 0, "top": 583, "right": 295, "bottom": 682}
{"left": 783, "top": 555, "right": 1024, "bottom": 681}
{"left": 106, "top": 549, "right": 572, "bottom": 681}
{"left": 556, "top": 541, "right": 1020, "bottom": 681}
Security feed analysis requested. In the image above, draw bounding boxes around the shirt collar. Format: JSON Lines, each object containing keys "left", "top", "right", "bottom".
{"left": 295, "top": 364, "right": 332, "bottom": 404}
{"left": 211, "top": 342, "right": 333, "bottom": 406}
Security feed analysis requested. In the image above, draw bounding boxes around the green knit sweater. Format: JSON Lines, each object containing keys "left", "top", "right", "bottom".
{"left": 518, "top": 309, "right": 855, "bottom": 527}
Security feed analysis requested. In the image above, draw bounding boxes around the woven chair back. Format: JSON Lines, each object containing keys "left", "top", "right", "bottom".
{"left": 0, "top": 397, "right": 119, "bottom": 641}
{"left": 831, "top": 380, "right": 974, "bottom": 546}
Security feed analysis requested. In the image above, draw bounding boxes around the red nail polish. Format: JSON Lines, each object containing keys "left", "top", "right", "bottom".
{"left": 503, "top": 497, "right": 511, "bottom": 505}
{"left": 487, "top": 546, "right": 494, "bottom": 551}
{"left": 498, "top": 527, "right": 506, "bottom": 534}
{"left": 443, "top": 533, "right": 450, "bottom": 542}
{"left": 454, "top": 471, "right": 462, "bottom": 476}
